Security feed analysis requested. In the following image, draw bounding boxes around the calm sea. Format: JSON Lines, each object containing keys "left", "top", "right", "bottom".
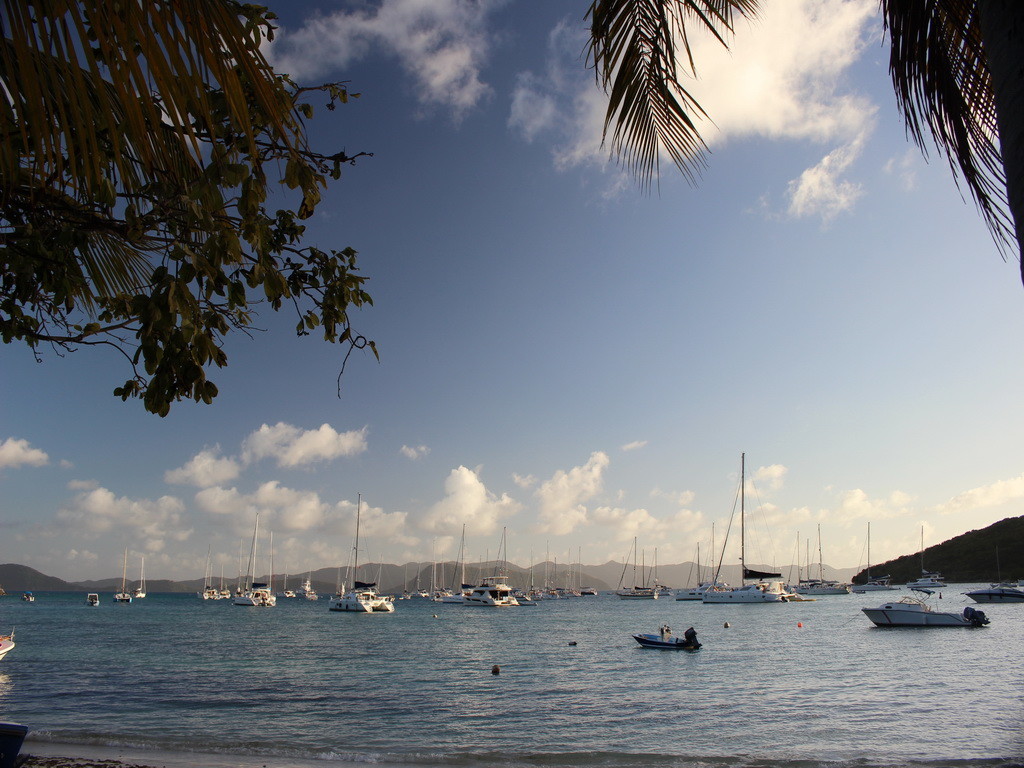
{"left": 1, "top": 588, "right": 1022, "bottom": 768}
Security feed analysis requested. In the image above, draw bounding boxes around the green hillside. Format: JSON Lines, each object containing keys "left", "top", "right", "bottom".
{"left": 854, "top": 516, "right": 1024, "bottom": 584}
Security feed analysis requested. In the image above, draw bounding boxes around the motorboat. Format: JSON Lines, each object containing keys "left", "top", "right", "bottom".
{"left": 632, "top": 625, "right": 701, "bottom": 650}
{"left": 462, "top": 575, "right": 519, "bottom": 606}
{"left": 862, "top": 590, "right": 989, "bottom": 627}
{"left": 299, "top": 577, "right": 318, "bottom": 600}
{"left": 0, "top": 631, "right": 14, "bottom": 661}
{"left": 86, "top": 593, "right": 100, "bottom": 606}
{"left": 964, "top": 584, "right": 1024, "bottom": 603}
{"left": 20, "top": 592, "right": 34, "bottom": 603}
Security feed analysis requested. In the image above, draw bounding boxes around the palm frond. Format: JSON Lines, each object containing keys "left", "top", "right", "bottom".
{"left": 587, "top": 0, "right": 759, "bottom": 189}
{"left": 883, "top": 0, "right": 1014, "bottom": 256}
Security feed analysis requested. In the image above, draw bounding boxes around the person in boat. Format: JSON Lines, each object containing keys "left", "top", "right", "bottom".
{"left": 683, "top": 627, "right": 698, "bottom": 647}
{"left": 660, "top": 624, "right": 672, "bottom": 640}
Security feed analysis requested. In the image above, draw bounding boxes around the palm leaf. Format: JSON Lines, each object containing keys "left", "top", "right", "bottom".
{"left": 587, "top": 0, "right": 759, "bottom": 188}
{"left": 883, "top": 0, "right": 1014, "bottom": 255}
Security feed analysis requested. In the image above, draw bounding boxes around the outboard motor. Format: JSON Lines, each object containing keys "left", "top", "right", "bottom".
{"left": 962, "top": 605, "right": 990, "bottom": 627}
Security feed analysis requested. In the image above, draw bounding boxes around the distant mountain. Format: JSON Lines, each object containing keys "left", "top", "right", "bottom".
{"left": 854, "top": 515, "right": 1024, "bottom": 584}
{"left": 0, "top": 563, "right": 78, "bottom": 591}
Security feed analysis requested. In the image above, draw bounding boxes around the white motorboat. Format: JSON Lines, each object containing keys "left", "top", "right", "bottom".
{"left": 86, "top": 593, "right": 100, "bottom": 606}
{"left": 20, "top": 592, "right": 34, "bottom": 603}
{"left": 328, "top": 494, "right": 395, "bottom": 613}
{"left": 862, "top": 590, "right": 989, "bottom": 627}
{"left": 233, "top": 513, "right": 276, "bottom": 607}
{"left": 964, "top": 584, "right": 1024, "bottom": 603}
{"left": 462, "top": 529, "right": 520, "bottom": 607}
{"left": 299, "top": 576, "right": 318, "bottom": 600}
{"left": 462, "top": 575, "right": 519, "bottom": 606}
{"left": 702, "top": 454, "right": 796, "bottom": 604}
{"left": 0, "top": 631, "right": 14, "bottom": 661}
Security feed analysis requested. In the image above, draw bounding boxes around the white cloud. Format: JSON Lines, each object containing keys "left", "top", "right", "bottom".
{"left": 535, "top": 451, "right": 610, "bottom": 535}
{"left": 621, "top": 440, "right": 648, "bottom": 452}
{"left": 165, "top": 447, "right": 241, "bottom": 487}
{"left": 931, "top": 474, "right": 1024, "bottom": 516}
{"left": 512, "top": 0, "right": 877, "bottom": 217}
{"left": 268, "top": 0, "right": 495, "bottom": 120}
{"left": 0, "top": 437, "right": 49, "bottom": 469}
{"left": 56, "top": 486, "right": 192, "bottom": 552}
{"left": 242, "top": 423, "right": 368, "bottom": 468}
{"left": 513, "top": 473, "right": 536, "bottom": 489}
{"left": 750, "top": 463, "right": 788, "bottom": 493}
{"left": 420, "top": 466, "right": 521, "bottom": 535}
{"left": 194, "top": 485, "right": 245, "bottom": 516}
{"left": 400, "top": 444, "right": 430, "bottom": 460}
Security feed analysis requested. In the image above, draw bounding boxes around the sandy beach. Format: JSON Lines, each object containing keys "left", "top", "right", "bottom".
{"left": 17, "top": 741, "right": 374, "bottom": 768}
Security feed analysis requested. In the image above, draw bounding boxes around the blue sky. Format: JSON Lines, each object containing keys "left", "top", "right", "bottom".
{"left": 2, "top": 0, "right": 1023, "bottom": 583}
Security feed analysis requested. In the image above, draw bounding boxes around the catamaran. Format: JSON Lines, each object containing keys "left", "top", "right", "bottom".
{"left": 329, "top": 494, "right": 395, "bottom": 613}
{"left": 615, "top": 538, "right": 658, "bottom": 599}
{"left": 703, "top": 454, "right": 795, "bottom": 604}
{"left": 232, "top": 513, "right": 276, "bottom": 606}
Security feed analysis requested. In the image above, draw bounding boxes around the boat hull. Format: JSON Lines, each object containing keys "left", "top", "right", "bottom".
{"left": 632, "top": 634, "right": 700, "bottom": 650}
{"left": 965, "top": 588, "right": 1024, "bottom": 603}
{"left": 0, "top": 639, "right": 14, "bottom": 661}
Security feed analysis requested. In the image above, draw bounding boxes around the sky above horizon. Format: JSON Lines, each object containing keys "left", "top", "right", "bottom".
{"left": 2, "top": 0, "right": 1023, "bottom": 583}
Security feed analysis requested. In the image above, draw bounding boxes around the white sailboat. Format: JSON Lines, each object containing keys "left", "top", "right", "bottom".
{"left": 793, "top": 525, "right": 850, "bottom": 595}
{"left": 132, "top": 555, "right": 147, "bottom": 599}
{"left": 852, "top": 522, "right": 898, "bottom": 592}
{"left": 676, "top": 530, "right": 730, "bottom": 600}
{"left": 703, "top": 454, "right": 794, "bottom": 604}
{"left": 329, "top": 494, "right": 395, "bottom": 613}
{"left": 198, "top": 547, "right": 222, "bottom": 600}
{"left": 440, "top": 524, "right": 471, "bottom": 604}
{"left": 616, "top": 538, "right": 658, "bottom": 599}
{"left": 232, "top": 513, "right": 276, "bottom": 606}
{"left": 113, "top": 547, "right": 133, "bottom": 603}
{"left": 904, "top": 526, "right": 947, "bottom": 588}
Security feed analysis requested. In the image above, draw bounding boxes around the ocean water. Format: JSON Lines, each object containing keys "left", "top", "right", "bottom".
{"left": 1, "top": 588, "right": 1022, "bottom": 768}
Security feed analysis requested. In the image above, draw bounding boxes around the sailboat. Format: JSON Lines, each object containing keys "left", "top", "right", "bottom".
{"left": 300, "top": 572, "right": 318, "bottom": 600}
{"left": 615, "top": 538, "right": 657, "bottom": 599}
{"left": 328, "top": 495, "right": 395, "bottom": 613}
{"left": 904, "top": 526, "right": 947, "bottom": 588}
{"left": 132, "top": 555, "right": 147, "bottom": 599}
{"left": 232, "top": 513, "right": 276, "bottom": 606}
{"left": 113, "top": 547, "right": 133, "bottom": 603}
{"left": 676, "top": 528, "right": 730, "bottom": 600}
{"left": 197, "top": 547, "right": 222, "bottom": 600}
{"left": 440, "top": 524, "right": 472, "bottom": 604}
{"left": 793, "top": 525, "right": 850, "bottom": 595}
{"left": 852, "top": 522, "right": 898, "bottom": 592}
{"left": 703, "top": 454, "right": 795, "bottom": 603}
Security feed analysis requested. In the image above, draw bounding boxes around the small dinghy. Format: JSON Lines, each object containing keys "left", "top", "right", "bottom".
{"left": 632, "top": 624, "right": 701, "bottom": 650}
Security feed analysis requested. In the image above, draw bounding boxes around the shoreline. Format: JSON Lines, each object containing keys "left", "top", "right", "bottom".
{"left": 18, "top": 740, "right": 432, "bottom": 768}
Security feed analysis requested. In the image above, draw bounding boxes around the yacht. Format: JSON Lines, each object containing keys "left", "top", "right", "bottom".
{"left": 863, "top": 591, "right": 989, "bottom": 627}
{"left": 232, "top": 513, "right": 276, "bottom": 607}
{"left": 964, "top": 584, "right": 1024, "bottom": 603}
{"left": 702, "top": 454, "right": 796, "bottom": 604}
{"left": 114, "top": 547, "right": 133, "bottom": 603}
{"left": 86, "top": 593, "right": 100, "bottom": 606}
{"left": 328, "top": 494, "right": 395, "bottom": 613}
{"left": 463, "top": 575, "right": 519, "bottom": 606}
{"left": 676, "top": 580, "right": 730, "bottom": 601}
{"left": 299, "top": 576, "right": 318, "bottom": 600}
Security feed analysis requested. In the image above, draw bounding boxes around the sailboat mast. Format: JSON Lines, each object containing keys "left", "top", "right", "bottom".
{"left": 740, "top": 452, "right": 746, "bottom": 583}
{"left": 353, "top": 493, "right": 362, "bottom": 578}
{"left": 817, "top": 524, "right": 824, "bottom": 582}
